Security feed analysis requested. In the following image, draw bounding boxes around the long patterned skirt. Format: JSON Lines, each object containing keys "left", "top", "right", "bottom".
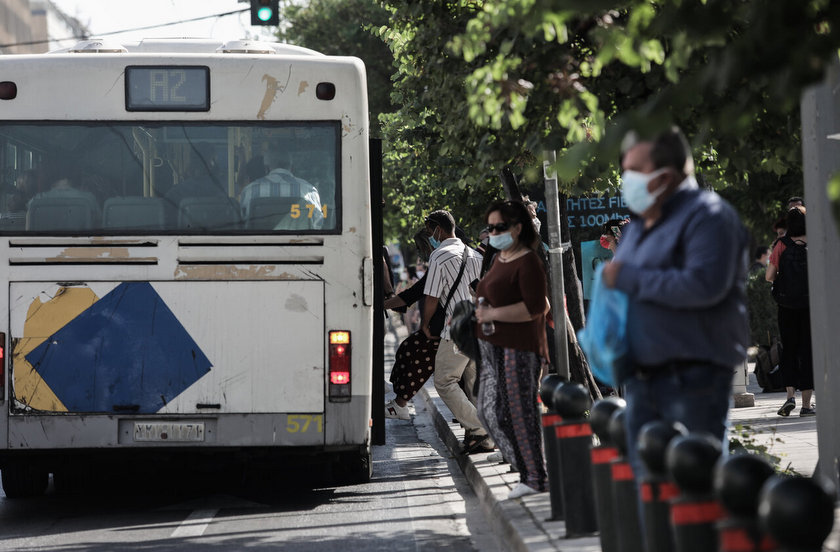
{"left": 476, "top": 340, "right": 547, "bottom": 491}
{"left": 390, "top": 330, "right": 440, "bottom": 402}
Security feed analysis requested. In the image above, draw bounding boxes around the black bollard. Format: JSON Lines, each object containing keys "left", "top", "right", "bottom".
{"left": 758, "top": 475, "right": 835, "bottom": 552}
{"left": 714, "top": 453, "right": 777, "bottom": 552}
{"left": 551, "top": 381, "right": 598, "bottom": 537}
{"left": 589, "top": 398, "right": 626, "bottom": 552}
{"left": 540, "top": 374, "right": 566, "bottom": 521}
{"left": 666, "top": 433, "right": 724, "bottom": 552}
{"left": 608, "top": 409, "right": 644, "bottom": 552}
{"left": 638, "top": 420, "right": 688, "bottom": 552}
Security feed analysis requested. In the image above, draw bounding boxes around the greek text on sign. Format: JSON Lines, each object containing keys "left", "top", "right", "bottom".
{"left": 133, "top": 422, "right": 205, "bottom": 442}
{"left": 565, "top": 194, "right": 629, "bottom": 230}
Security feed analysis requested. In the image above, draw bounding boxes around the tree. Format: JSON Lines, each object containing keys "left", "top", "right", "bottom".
{"left": 378, "top": 0, "right": 840, "bottom": 245}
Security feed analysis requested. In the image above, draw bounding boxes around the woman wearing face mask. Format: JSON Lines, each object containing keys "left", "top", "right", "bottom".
{"left": 474, "top": 200, "right": 550, "bottom": 499}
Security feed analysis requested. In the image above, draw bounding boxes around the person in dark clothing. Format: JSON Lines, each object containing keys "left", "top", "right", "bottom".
{"left": 602, "top": 127, "right": 749, "bottom": 524}
{"left": 766, "top": 206, "right": 814, "bottom": 417}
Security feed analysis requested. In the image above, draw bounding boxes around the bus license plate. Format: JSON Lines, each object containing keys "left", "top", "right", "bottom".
{"left": 133, "top": 422, "right": 205, "bottom": 442}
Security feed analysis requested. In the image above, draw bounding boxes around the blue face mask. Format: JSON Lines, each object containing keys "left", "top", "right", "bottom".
{"left": 621, "top": 168, "right": 667, "bottom": 214}
{"left": 429, "top": 237, "right": 441, "bottom": 250}
{"left": 489, "top": 231, "right": 514, "bottom": 251}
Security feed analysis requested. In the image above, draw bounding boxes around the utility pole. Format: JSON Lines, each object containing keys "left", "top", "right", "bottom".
{"left": 543, "top": 151, "right": 570, "bottom": 380}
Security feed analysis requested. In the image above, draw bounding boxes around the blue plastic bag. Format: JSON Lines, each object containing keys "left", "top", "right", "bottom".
{"left": 577, "top": 264, "right": 630, "bottom": 387}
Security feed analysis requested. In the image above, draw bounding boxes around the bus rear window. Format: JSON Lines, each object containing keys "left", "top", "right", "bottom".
{"left": 0, "top": 122, "right": 340, "bottom": 234}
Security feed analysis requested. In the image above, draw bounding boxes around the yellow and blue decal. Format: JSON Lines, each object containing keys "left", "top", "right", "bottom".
{"left": 13, "top": 282, "right": 211, "bottom": 414}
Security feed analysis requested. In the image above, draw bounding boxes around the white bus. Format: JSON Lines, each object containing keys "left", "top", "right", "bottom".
{"left": 0, "top": 38, "right": 374, "bottom": 496}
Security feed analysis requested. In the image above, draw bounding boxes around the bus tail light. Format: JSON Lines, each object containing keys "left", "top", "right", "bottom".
{"left": 0, "top": 332, "right": 5, "bottom": 400}
{"left": 329, "top": 331, "right": 351, "bottom": 402}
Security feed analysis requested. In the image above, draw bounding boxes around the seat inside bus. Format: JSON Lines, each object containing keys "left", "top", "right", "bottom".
{"left": 178, "top": 196, "right": 242, "bottom": 231}
{"left": 26, "top": 195, "right": 98, "bottom": 231}
{"left": 245, "top": 196, "right": 298, "bottom": 230}
{"left": 103, "top": 197, "right": 165, "bottom": 230}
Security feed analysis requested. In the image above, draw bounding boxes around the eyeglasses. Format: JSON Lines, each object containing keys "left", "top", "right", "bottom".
{"left": 484, "top": 222, "right": 510, "bottom": 234}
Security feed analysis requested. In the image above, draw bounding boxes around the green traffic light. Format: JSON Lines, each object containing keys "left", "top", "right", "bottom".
{"left": 257, "top": 6, "right": 274, "bottom": 22}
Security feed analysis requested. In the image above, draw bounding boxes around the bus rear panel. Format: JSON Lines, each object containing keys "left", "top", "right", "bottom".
{"left": 0, "top": 39, "right": 374, "bottom": 496}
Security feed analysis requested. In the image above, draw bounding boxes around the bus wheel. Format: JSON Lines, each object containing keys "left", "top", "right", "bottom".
{"left": 1, "top": 463, "right": 49, "bottom": 498}
{"left": 333, "top": 449, "right": 372, "bottom": 485}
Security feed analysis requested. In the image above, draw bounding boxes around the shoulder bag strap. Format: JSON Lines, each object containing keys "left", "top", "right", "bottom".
{"left": 441, "top": 245, "right": 469, "bottom": 314}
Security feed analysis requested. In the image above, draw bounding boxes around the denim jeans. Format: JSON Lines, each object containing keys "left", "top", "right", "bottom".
{"left": 623, "top": 363, "right": 733, "bottom": 485}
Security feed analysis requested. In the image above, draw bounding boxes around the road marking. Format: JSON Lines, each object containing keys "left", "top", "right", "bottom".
{"left": 170, "top": 508, "right": 219, "bottom": 538}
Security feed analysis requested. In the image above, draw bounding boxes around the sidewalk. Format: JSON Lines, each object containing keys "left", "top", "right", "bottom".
{"left": 383, "top": 320, "right": 837, "bottom": 551}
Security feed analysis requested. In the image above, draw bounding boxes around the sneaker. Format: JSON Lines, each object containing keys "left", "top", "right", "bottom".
{"left": 384, "top": 399, "right": 410, "bottom": 420}
{"left": 800, "top": 407, "right": 816, "bottom": 417}
{"left": 487, "top": 451, "right": 505, "bottom": 463}
{"left": 508, "top": 483, "right": 539, "bottom": 499}
{"left": 777, "top": 397, "right": 795, "bottom": 417}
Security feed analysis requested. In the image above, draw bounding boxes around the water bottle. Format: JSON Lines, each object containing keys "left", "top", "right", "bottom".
{"left": 478, "top": 297, "right": 495, "bottom": 336}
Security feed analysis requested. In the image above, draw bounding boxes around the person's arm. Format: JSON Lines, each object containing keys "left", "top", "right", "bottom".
{"left": 384, "top": 295, "right": 407, "bottom": 310}
{"left": 612, "top": 203, "right": 746, "bottom": 309}
{"left": 421, "top": 295, "right": 440, "bottom": 339}
{"left": 765, "top": 240, "right": 783, "bottom": 282}
{"left": 421, "top": 255, "right": 442, "bottom": 339}
{"left": 396, "top": 274, "right": 427, "bottom": 306}
{"left": 476, "top": 254, "right": 546, "bottom": 324}
{"left": 476, "top": 301, "right": 536, "bottom": 324}
{"left": 382, "top": 256, "right": 394, "bottom": 297}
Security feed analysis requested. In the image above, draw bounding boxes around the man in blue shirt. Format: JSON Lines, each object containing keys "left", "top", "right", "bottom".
{"left": 602, "top": 127, "right": 749, "bottom": 490}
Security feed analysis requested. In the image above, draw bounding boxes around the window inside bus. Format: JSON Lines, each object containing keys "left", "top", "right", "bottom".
{"left": 0, "top": 122, "right": 340, "bottom": 234}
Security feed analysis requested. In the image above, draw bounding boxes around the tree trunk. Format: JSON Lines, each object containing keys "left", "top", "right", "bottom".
{"left": 559, "top": 193, "right": 586, "bottom": 332}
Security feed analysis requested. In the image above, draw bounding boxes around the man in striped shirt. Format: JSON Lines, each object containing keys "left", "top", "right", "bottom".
{"left": 239, "top": 150, "right": 323, "bottom": 229}
{"left": 422, "top": 210, "right": 493, "bottom": 453}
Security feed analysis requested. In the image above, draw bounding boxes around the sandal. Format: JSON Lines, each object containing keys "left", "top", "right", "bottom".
{"left": 462, "top": 434, "right": 494, "bottom": 455}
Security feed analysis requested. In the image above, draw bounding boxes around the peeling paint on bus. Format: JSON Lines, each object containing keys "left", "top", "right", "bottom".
{"left": 173, "top": 265, "right": 298, "bottom": 280}
{"left": 54, "top": 247, "right": 131, "bottom": 259}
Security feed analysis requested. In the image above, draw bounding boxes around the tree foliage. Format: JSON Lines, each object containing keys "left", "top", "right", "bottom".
{"left": 377, "top": 0, "right": 840, "bottom": 246}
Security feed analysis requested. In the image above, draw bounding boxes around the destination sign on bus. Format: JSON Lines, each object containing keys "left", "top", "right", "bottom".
{"left": 125, "top": 66, "right": 210, "bottom": 111}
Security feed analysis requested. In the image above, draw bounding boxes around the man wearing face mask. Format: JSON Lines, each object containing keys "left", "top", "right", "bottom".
{"left": 601, "top": 127, "right": 749, "bottom": 505}
{"left": 422, "top": 210, "right": 493, "bottom": 454}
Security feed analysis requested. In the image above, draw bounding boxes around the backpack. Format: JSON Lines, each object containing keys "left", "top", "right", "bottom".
{"left": 771, "top": 236, "right": 809, "bottom": 309}
{"left": 754, "top": 339, "right": 784, "bottom": 392}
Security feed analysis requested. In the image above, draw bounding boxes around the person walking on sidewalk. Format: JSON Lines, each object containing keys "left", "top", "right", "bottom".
{"left": 423, "top": 210, "right": 493, "bottom": 454}
{"left": 766, "top": 205, "right": 815, "bottom": 417}
{"left": 601, "top": 126, "right": 749, "bottom": 505}
{"left": 475, "top": 200, "right": 550, "bottom": 500}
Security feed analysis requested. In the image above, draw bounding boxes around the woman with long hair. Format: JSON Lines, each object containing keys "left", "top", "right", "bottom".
{"left": 474, "top": 200, "right": 549, "bottom": 499}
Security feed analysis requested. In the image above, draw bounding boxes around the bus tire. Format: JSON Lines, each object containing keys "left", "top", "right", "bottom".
{"left": 1, "top": 463, "right": 49, "bottom": 498}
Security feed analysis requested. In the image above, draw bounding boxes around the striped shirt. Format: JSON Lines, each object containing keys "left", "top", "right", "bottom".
{"left": 424, "top": 238, "right": 482, "bottom": 339}
{"left": 240, "top": 168, "right": 323, "bottom": 228}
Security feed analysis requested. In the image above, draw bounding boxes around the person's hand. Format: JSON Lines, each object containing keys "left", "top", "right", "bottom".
{"left": 475, "top": 303, "right": 493, "bottom": 325}
{"left": 421, "top": 325, "right": 435, "bottom": 340}
{"left": 601, "top": 261, "right": 622, "bottom": 288}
